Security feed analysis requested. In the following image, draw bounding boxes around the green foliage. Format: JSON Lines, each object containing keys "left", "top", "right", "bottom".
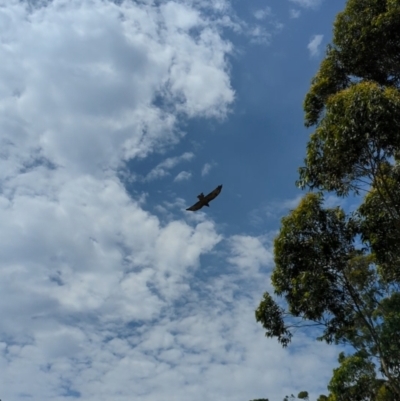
{"left": 304, "top": 0, "right": 400, "bottom": 129}
{"left": 262, "top": 193, "right": 365, "bottom": 344}
{"left": 304, "top": 47, "right": 349, "bottom": 128}
{"left": 249, "top": 399, "right": 269, "bottom": 401}
{"left": 323, "top": 350, "right": 398, "bottom": 401}
{"left": 357, "top": 163, "right": 400, "bottom": 280}
{"left": 255, "top": 292, "right": 292, "bottom": 347}
{"left": 374, "top": 293, "right": 400, "bottom": 379}
{"left": 283, "top": 395, "right": 295, "bottom": 401}
{"left": 256, "top": 0, "right": 400, "bottom": 399}
{"left": 297, "top": 391, "right": 309, "bottom": 400}
{"left": 375, "top": 383, "right": 397, "bottom": 401}
{"left": 327, "top": 350, "right": 381, "bottom": 400}
{"left": 333, "top": 0, "right": 400, "bottom": 87}
{"left": 300, "top": 0, "right": 400, "bottom": 197}
{"left": 257, "top": 190, "right": 400, "bottom": 392}
{"left": 300, "top": 82, "right": 400, "bottom": 196}
{"left": 249, "top": 391, "right": 310, "bottom": 401}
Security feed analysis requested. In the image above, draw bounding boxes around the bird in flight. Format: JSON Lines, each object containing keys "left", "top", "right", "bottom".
{"left": 186, "top": 185, "right": 223, "bottom": 211}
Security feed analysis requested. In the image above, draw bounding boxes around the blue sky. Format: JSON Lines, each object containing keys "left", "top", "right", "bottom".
{"left": 0, "top": 0, "right": 352, "bottom": 400}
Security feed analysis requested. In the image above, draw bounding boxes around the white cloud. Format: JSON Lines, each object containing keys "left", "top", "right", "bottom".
{"left": 248, "top": 25, "right": 273, "bottom": 44}
{"left": 247, "top": 6, "right": 283, "bottom": 44}
{"left": 145, "top": 152, "right": 194, "bottom": 181}
{"left": 0, "top": 1, "right": 344, "bottom": 400}
{"left": 0, "top": 0, "right": 233, "bottom": 398}
{"left": 201, "top": 162, "right": 215, "bottom": 176}
{"left": 289, "top": 0, "right": 324, "bottom": 9}
{"left": 253, "top": 7, "right": 272, "bottom": 20}
{"left": 0, "top": 0, "right": 235, "bottom": 181}
{"left": 289, "top": 8, "right": 301, "bottom": 18}
{"left": 228, "top": 235, "right": 273, "bottom": 276}
{"left": 308, "top": 34, "right": 324, "bottom": 57}
{"left": 174, "top": 171, "right": 192, "bottom": 182}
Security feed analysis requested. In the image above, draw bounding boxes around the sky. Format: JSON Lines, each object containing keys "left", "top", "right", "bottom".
{"left": 0, "top": 0, "right": 351, "bottom": 400}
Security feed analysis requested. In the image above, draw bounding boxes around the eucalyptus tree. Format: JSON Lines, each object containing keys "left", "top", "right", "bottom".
{"left": 255, "top": 0, "right": 400, "bottom": 399}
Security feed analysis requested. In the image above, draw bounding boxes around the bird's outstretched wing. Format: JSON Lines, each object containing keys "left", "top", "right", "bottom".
{"left": 186, "top": 185, "right": 222, "bottom": 212}
{"left": 204, "top": 185, "right": 223, "bottom": 203}
{"left": 186, "top": 200, "right": 204, "bottom": 211}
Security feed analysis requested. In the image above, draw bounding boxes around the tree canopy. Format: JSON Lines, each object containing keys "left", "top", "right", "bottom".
{"left": 255, "top": 0, "right": 400, "bottom": 399}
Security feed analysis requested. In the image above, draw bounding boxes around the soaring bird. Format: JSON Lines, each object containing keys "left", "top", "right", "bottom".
{"left": 186, "top": 185, "right": 223, "bottom": 211}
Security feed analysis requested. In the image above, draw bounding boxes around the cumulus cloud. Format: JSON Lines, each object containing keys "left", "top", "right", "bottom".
{"left": 253, "top": 7, "right": 272, "bottom": 20}
{"left": 145, "top": 152, "right": 194, "bottom": 181}
{"left": 289, "top": 8, "right": 301, "bottom": 18}
{"left": 0, "top": 0, "right": 233, "bottom": 398}
{"left": 174, "top": 171, "right": 192, "bottom": 182}
{"left": 0, "top": 0, "right": 235, "bottom": 181}
{"left": 201, "top": 162, "right": 215, "bottom": 176}
{"left": 248, "top": 26, "right": 273, "bottom": 44}
{"left": 228, "top": 235, "right": 273, "bottom": 276}
{"left": 308, "top": 34, "right": 324, "bottom": 57}
{"left": 289, "top": 0, "right": 324, "bottom": 8}
{"left": 238, "top": 5, "right": 283, "bottom": 44}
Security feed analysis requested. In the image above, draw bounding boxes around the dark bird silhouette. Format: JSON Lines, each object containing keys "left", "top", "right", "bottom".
{"left": 186, "top": 185, "right": 223, "bottom": 211}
